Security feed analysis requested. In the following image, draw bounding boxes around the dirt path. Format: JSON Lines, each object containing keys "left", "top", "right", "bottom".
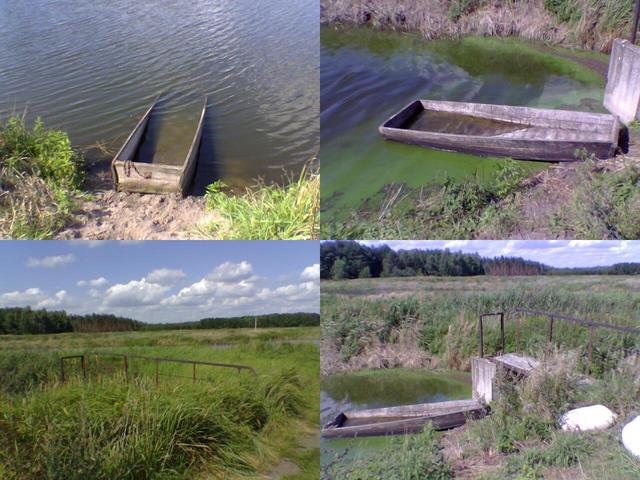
{"left": 55, "top": 150, "right": 215, "bottom": 240}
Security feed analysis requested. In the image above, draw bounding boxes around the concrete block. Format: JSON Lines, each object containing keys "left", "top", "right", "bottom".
{"left": 472, "top": 357, "right": 497, "bottom": 403}
{"left": 604, "top": 39, "right": 640, "bottom": 125}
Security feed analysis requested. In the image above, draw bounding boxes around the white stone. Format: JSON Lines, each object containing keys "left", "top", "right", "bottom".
{"left": 622, "top": 416, "right": 640, "bottom": 458}
{"left": 559, "top": 404, "right": 617, "bottom": 432}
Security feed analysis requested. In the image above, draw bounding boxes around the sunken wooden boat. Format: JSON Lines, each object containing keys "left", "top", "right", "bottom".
{"left": 111, "top": 99, "right": 207, "bottom": 195}
{"left": 321, "top": 399, "right": 487, "bottom": 439}
{"left": 379, "top": 99, "right": 620, "bottom": 162}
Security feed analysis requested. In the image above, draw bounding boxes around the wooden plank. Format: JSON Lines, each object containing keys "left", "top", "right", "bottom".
{"left": 322, "top": 400, "right": 487, "bottom": 438}
{"left": 179, "top": 98, "right": 207, "bottom": 196}
{"left": 345, "top": 399, "right": 484, "bottom": 419}
{"left": 111, "top": 101, "right": 156, "bottom": 190}
{"left": 491, "top": 353, "right": 539, "bottom": 376}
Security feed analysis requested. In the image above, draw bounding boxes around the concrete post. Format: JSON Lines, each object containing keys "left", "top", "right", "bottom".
{"left": 472, "top": 357, "right": 497, "bottom": 403}
{"left": 604, "top": 39, "right": 640, "bottom": 125}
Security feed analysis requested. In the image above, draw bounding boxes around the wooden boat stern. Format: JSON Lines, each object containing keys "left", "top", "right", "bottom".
{"left": 111, "top": 101, "right": 156, "bottom": 191}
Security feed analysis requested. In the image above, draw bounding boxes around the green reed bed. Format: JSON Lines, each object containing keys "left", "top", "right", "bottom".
{"left": 321, "top": 276, "right": 640, "bottom": 373}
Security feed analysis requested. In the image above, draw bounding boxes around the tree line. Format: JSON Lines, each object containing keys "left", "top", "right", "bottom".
{"left": 321, "top": 241, "right": 640, "bottom": 279}
{"left": 0, "top": 308, "right": 319, "bottom": 335}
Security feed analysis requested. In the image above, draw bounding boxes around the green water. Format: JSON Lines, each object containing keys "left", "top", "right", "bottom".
{"left": 320, "top": 28, "right": 607, "bottom": 221}
{"left": 320, "top": 368, "right": 471, "bottom": 466}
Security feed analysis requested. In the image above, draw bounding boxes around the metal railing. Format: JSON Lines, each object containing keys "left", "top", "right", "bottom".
{"left": 60, "top": 352, "right": 256, "bottom": 385}
{"left": 478, "top": 308, "right": 640, "bottom": 368}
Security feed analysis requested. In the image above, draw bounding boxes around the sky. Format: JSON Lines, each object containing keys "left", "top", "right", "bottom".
{"left": 357, "top": 240, "right": 640, "bottom": 268}
{"left": 0, "top": 241, "right": 319, "bottom": 323}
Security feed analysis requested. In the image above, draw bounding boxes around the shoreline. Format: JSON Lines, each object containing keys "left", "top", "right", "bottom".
{"left": 321, "top": 0, "right": 634, "bottom": 53}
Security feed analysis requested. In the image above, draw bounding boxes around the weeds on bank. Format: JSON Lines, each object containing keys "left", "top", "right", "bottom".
{"left": 322, "top": 159, "right": 526, "bottom": 239}
{"left": 0, "top": 117, "right": 83, "bottom": 238}
{"left": 201, "top": 165, "right": 319, "bottom": 240}
{"left": 322, "top": 424, "right": 452, "bottom": 480}
{"left": 460, "top": 350, "right": 640, "bottom": 479}
{"left": 552, "top": 153, "right": 640, "bottom": 239}
{"left": 321, "top": 282, "right": 640, "bottom": 371}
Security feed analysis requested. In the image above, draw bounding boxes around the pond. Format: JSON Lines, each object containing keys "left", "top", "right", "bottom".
{"left": 0, "top": 0, "right": 318, "bottom": 191}
{"left": 320, "top": 27, "right": 607, "bottom": 221}
{"left": 321, "top": 368, "right": 471, "bottom": 465}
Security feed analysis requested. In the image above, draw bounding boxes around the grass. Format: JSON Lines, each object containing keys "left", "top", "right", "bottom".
{"left": 454, "top": 350, "right": 640, "bottom": 478}
{"left": 321, "top": 160, "right": 527, "bottom": 239}
{"left": 321, "top": 276, "right": 640, "bottom": 373}
{"left": 0, "top": 327, "right": 319, "bottom": 479}
{"left": 551, "top": 155, "right": 640, "bottom": 239}
{"left": 0, "top": 116, "right": 83, "bottom": 239}
{"left": 200, "top": 165, "right": 319, "bottom": 240}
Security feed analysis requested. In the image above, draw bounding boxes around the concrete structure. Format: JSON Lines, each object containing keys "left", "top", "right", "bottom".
{"left": 472, "top": 357, "right": 497, "bottom": 402}
{"left": 604, "top": 39, "right": 640, "bottom": 125}
{"left": 472, "top": 353, "right": 539, "bottom": 403}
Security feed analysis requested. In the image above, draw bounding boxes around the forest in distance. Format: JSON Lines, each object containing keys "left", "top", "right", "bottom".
{"left": 0, "top": 308, "right": 320, "bottom": 335}
{"left": 321, "top": 241, "right": 640, "bottom": 279}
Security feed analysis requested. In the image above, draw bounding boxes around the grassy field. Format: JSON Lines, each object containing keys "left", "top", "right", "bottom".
{"left": 321, "top": 276, "right": 640, "bottom": 478}
{"left": 0, "top": 327, "right": 319, "bottom": 479}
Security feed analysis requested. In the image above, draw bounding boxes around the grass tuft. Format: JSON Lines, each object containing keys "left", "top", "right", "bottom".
{"left": 0, "top": 117, "right": 83, "bottom": 239}
{"left": 200, "top": 165, "right": 319, "bottom": 240}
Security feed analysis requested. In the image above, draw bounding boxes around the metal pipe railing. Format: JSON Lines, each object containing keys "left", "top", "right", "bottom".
{"left": 59, "top": 352, "right": 256, "bottom": 384}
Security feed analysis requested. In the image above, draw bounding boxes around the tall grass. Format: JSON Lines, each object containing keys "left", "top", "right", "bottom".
{"left": 201, "top": 165, "right": 319, "bottom": 240}
{"left": 0, "top": 331, "right": 320, "bottom": 479}
{"left": 321, "top": 277, "right": 640, "bottom": 373}
{"left": 554, "top": 157, "right": 640, "bottom": 239}
{"left": 0, "top": 117, "right": 83, "bottom": 238}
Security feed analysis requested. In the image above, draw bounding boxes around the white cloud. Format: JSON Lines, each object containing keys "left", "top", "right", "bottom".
{"left": 104, "top": 279, "right": 171, "bottom": 307}
{"left": 145, "top": 268, "right": 186, "bottom": 285}
{"left": 77, "top": 277, "right": 109, "bottom": 288}
{"left": 208, "top": 261, "right": 253, "bottom": 282}
{"left": 301, "top": 264, "right": 320, "bottom": 281}
{"left": 37, "top": 290, "right": 69, "bottom": 309}
{"left": 0, "top": 288, "right": 46, "bottom": 306}
{"left": 26, "top": 254, "right": 75, "bottom": 268}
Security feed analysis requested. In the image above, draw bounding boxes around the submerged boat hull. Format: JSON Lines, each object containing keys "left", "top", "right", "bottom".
{"left": 321, "top": 399, "right": 487, "bottom": 439}
{"left": 112, "top": 99, "right": 207, "bottom": 195}
{"left": 379, "top": 100, "right": 620, "bottom": 162}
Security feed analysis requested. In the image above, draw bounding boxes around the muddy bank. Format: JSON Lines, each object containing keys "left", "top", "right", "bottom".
{"left": 55, "top": 151, "right": 213, "bottom": 240}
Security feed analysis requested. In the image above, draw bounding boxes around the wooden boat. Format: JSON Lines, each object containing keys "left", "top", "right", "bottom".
{"left": 379, "top": 99, "right": 620, "bottom": 162}
{"left": 321, "top": 399, "right": 487, "bottom": 439}
{"left": 111, "top": 98, "right": 207, "bottom": 194}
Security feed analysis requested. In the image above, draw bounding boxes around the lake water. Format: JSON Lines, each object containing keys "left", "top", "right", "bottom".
{"left": 0, "top": 0, "right": 319, "bottom": 190}
{"left": 320, "top": 27, "right": 607, "bottom": 221}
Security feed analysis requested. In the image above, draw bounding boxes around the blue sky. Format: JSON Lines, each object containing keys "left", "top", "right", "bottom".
{"left": 357, "top": 240, "right": 640, "bottom": 268}
{"left": 0, "top": 241, "right": 319, "bottom": 323}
